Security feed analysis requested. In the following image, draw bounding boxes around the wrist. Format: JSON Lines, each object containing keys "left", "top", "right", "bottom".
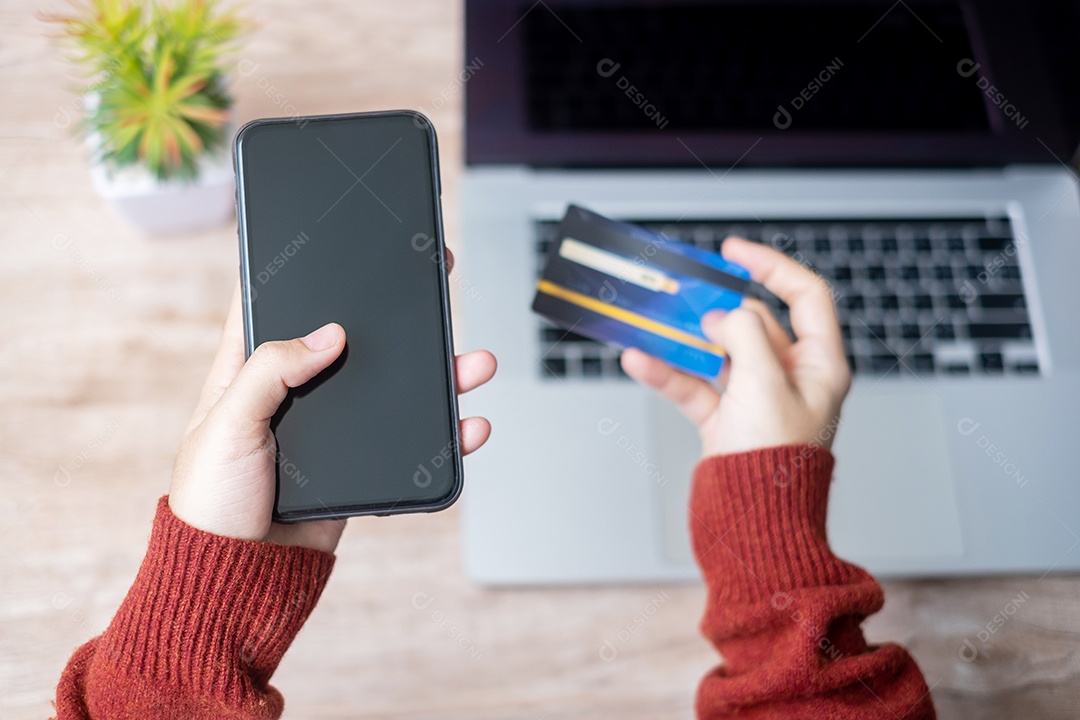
{"left": 167, "top": 489, "right": 265, "bottom": 543}
{"left": 699, "top": 413, "right": 842, "bottom": 459}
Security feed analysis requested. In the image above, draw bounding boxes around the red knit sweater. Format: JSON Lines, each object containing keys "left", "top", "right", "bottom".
{"left": 53, "top": 445, "right": 935, "bottom": 719}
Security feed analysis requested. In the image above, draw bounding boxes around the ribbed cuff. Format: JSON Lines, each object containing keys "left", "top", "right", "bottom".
{"left": 96, "top": 496, "right": 335, "bottom": 702}
{"left": 690, "top": 445, "right": 867, "bottom": 604}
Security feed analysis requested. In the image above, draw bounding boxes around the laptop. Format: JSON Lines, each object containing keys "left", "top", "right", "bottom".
{"left": 458, "top": 0, "right": 1080, "bottom": 584}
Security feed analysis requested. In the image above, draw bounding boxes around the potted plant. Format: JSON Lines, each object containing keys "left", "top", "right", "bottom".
{"left": 45, "top": 0, "right": 249, "bottom": 235}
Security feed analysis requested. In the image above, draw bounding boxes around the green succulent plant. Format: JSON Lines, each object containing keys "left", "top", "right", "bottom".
{"left": 45, "top": 0, "right": 248, "bottom": 181}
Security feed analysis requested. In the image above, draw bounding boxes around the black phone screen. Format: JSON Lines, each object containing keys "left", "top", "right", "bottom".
{"left": 235, "top": 111, "right": 460, "bottom": 519}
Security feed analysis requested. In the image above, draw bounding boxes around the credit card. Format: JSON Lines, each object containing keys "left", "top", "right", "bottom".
{"left": 531, "top": 205, "right": 757, "bottom": 379}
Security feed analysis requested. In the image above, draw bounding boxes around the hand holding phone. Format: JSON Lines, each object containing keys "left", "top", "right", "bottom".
{"left": 222, "top": 110, "right": 494, "bottom": 525}
{"left": 168, "top": 279, "right": 496, "bottom": 552}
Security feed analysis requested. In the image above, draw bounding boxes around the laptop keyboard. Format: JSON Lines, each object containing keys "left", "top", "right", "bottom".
{"left": 535, "top": 216, "right": 1039, "bottom": 379}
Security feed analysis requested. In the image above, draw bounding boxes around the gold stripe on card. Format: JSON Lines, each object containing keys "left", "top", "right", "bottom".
{"left": 536, "top": 279, "right": 724, "bottom": 355}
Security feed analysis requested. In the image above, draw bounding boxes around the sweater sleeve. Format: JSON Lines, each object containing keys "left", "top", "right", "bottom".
{"left": 53, "top": 496, "right": 335, "bottom": 720}
{"left": 691, "top": 445, "right": 936, "bottom": 720}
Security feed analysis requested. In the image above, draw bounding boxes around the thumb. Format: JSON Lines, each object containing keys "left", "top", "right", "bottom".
{"left": 215, "top": 323, "right": 347, "bottom": 426}
{"left": 702, "top": 309, "right": 784, "bottom": 382}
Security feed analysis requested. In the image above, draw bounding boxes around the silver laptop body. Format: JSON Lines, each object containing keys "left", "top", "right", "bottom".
{"left": 459, "top": 0, "right": 1080, "bottom": 584}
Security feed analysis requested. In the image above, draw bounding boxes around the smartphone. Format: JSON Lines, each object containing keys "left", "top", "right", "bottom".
{"left": 234, "top": 110, "right": 461, "bottom": 521}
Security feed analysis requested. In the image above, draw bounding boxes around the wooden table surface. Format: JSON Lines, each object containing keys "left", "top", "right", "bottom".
{"left": 2, "top": 1, "right": 1078, "bottom": 718}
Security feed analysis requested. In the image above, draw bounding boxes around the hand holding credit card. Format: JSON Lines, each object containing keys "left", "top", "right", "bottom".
{"left": 532, "top": 205, "right": 771, "bottom": 379}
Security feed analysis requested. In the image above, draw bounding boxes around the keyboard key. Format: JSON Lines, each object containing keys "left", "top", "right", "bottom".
{"left": 536, "top": 222, "right": 559, "bottom": 242}
{"left": 845, "top": 295, "right": 865, "bottom": 311}
{"left": 934, "top": 323, "right": 956, "bottom": 340}
{"left": 946, "top": 236, "right": 966, "bottom": 252}
{"left": 980, "top": 352, "right": 1005, "bottom": 373}
{"left": 581, "top": 356, "right": 604, "bottom": 377}
{"left": 845, "top": 354, "right": 857, "bottom": 370}
{"left": 542, "top": 357, "right": 567, "bottom": 377}
{"left": 871, "top": 354, "right": 900, "bottom": 372}
{"left": 833, "top": 266, "right": 852, "bottom": 282}
{"left": 731, "top": 227, "right": 761, "bottom": 242}
{"left": 879, "top": 294, "right": 900, "bottom": 310}
{"left": 867, "top": 265, "right": 886, "bottom": 280}
{"left": 901, "top": 323, "right": 921, "bottom": 339}
{"left": 657, "top": 225, "right": 685, "bottom": 241}
{"left": 796, "top": 225, "right": 818, "bottom": 241}
{"left": 912, "top": 353, "right": 935, "bottom": 372}
{"left": 814, "top": 238, "right": 832, "bottom": 253}
{"left": 965, "top": 265, "right": 984, "bottom": 279}
{"left": 1013, "top": 361, "right": 1040, "bottom": 374}
{"left": 969, "top": 323, "right": 1032, "bottom": 339}
{"left": 978, "top": 293, "right": 1026, "bottom": 310}
{"left": 945, "top": 362, "right": 971, "bottom": 375}
{"left": 979, "top": 237, "right": 1010, "bottom": 252}
{"left": 999, "top": 265, "right": 1022, "bottom": 280}
{"left": 847, "top": 237, "right": 865, "bottom": 253}
{"left": 865, "top": 323, "right": 886, "bottom": 339}
{"left": 946, "top": 294, "right": 967, "bottom": 309}
{"left": 880, "top": 237, "right": 898, "bottom": 254}
{"left": 934, "top": 265, "right": 954, "bottom": 280}
{"left": 841, "top": 324, "right": 852, "bottom": 340}
{"left": 900, "top": 265, "right": 920, "bottom": 281}
{"left": 914, "top": 236, "right": 932, "bottom": 252}
{"left": 914, "top": 294, "right": 933, "bottom": 310}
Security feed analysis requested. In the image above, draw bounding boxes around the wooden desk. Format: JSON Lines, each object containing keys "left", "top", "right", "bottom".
{"left": 1, "top": 2, "right": 1077, "bottom": 717}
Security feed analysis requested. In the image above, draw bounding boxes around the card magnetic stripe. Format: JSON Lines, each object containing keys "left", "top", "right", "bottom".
{"left": 535, "top": 279, "right": 725, "bottom": 355}
{"left": 562, "top": 205, "right": 756, "bottom": 296}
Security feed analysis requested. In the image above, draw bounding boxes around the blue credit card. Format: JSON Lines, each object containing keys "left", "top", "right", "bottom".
{"left": 531, "top": 205, "right": 755, "bottom": 379}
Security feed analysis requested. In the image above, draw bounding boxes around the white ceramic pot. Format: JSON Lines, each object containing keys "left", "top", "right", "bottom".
{"left": 89, "top": 148, "right": 235, "bottom": 236}
{"left": 82, "top": 91, "right": 235, "bottom": 236}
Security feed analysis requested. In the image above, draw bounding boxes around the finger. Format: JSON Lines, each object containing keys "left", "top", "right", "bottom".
{"left": 620, "top": 347, "right": 720, "bottom": 426}
{"left": 460, "top": 416, "right": 491, "bottom": 455}
{"left": 721, "top": 237, "right": 844, "bottom": 354}
{"left": 213, "top": 323, "right": 347, "bottom": 426}
{"left": 446, "top": 247, "right": 455, "bottom": 274}
{"left": 739, "top": 297, "right": 792, "bottom": 355}
{"left": 702, "top": 308, "right": 786, "bottom": 384}
{"left": 186, "top": 280, "right": 248, "bottom": 434}
{"left": 455, "top": 350, "right": 497, "bottom": 394}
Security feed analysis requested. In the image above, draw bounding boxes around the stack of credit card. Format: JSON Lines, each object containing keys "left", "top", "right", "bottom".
{"left": 531, "top": 205, "right": 760, "bottom": 379}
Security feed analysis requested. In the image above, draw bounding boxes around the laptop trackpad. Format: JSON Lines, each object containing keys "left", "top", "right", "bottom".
{"left": 649, "top": 390, "right": 964, "bottom": 568}
{"left": 828, "top": 391, "right": 964, "bottom": 561}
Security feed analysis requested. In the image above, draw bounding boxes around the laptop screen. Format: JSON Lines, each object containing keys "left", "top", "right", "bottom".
{"left": 522, "top": 4, "right": 986, "bottom": 133}
{"left": 466, "top": 0, "right": 1080, "bottom": 168}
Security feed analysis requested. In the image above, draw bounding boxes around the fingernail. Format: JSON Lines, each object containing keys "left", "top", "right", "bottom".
{"left": 301, "top": 323, "right": 340, "bottom": 351}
